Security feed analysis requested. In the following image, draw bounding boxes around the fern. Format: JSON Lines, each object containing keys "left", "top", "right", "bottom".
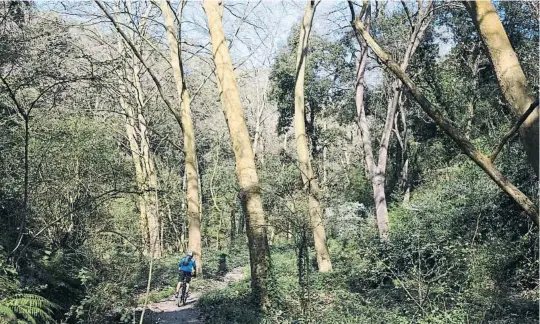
{"left": 0, "top": 303, "right": 17, "bottom": 320}
{"left": 0, "top": 294, "right": 57, "bottom": 323}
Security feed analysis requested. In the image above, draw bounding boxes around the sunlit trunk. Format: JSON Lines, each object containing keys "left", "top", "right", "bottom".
{"left": 159, "top": 0, "right": 202, "bottom": 274}
{"left": 203, "top": 0, "right": 270, "bottom": 309}
{"left": 294, "top": 0, "right": 332, "bottom": 272}
{"left": 464, "top": 0, "right": 538, "bottom": 176}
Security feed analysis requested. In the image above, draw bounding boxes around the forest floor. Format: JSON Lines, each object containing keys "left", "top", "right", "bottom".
{"left": 138, "top": 267, "right": 245, "bottom": 324}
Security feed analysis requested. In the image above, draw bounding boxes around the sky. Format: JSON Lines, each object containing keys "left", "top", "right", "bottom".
{"left": 36, "top": 0, "right": 455, "bottom": 88}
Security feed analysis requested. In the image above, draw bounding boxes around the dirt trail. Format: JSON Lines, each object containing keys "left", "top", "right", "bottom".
{"left": 139, "top": 267, "right": 244, "bottom": 324}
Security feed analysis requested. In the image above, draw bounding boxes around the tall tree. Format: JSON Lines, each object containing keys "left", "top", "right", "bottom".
{"left": 463, "top": 0, "right": 538, "bottom": 177}
{"left": 202, "top": 0, "right": 270, "bottom": 309}
{"left": 352, "top": 17, "right": 539, "bottom": 225}
{"left": 156, "top": 0, "right": 202, "bottom": 275}
{"left": 95, "top": 0, "right": 203, "bottom": 257}
{"left": 112, "top": 2, "right": 162, "bottom": 259}
{"left": 118, "top": 3, "right": 162, "bottom": 258}
{"left": 349, "top": 0, "right": 433, "bottom": 240}
{"left": 294, "top": 0, "right": 332, "bottom": 272}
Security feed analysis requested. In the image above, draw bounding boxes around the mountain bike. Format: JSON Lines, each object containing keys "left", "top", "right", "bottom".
{"left": 177, "top": 274, "right": 188, "bottom": 306}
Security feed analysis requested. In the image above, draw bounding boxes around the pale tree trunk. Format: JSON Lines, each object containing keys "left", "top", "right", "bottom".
{"left": 464, "top": 0, "right": 538, "bottom": 176}
{"left": 138, "top": 109, "right": 161, "bottom": 259}
{"left": 97, "top": 0, "right": 197, "bottom": 258}
{"left": 159, "top": 0, "right": 202, "bottom": 275}
{"left": 350, "top": 0, "right": 432, "bottom": 240}
{"left": 371, "top": 79, "right": 401, "bottom": 240}
{"left": 116, "top": 1, "right": 161, "bottom": 258}
{"left": 352, "top": 2, "right": 390, "bottom": 240}
{"left": 294, "top": 0, "right": 332, "bottom": 272}
{"left": 114, "top": 16, "right": 160, "bottom": 258}
{"left": 133, "top": 60, "right": 162, "bottom": 259}
{"left": 353, "top": 18, "right": 539, "bottom": 225}
{"left": 120, "top": 96, "right": 149, "bottom": 251}
{"left": 397, "top": 97, "right": 411, "bottom": 203}
{"left": 355, "top": 45, "right": 375, "bottom": 181}
{"left": 202, "top": 0, "right": 270, "bottom": 309}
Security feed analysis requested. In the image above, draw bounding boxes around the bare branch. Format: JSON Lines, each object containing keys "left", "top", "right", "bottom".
{"left": 490, "top": 99, "right": 539, "bottom": 162}
{"left": 94, "top": 0, "right": 183, "bottom": 129}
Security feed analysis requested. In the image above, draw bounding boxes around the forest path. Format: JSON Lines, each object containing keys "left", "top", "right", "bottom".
{"left": 139, "top": 267, "right": 245, "bottom": 323}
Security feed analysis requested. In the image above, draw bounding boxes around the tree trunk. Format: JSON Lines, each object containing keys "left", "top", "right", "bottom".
{"left": 464, "top": 0, "right": 538, "bottom": 176}
{"left": 202, "top": 0, "right": 270, "bottom": 310}
{"left": 352, "top": 3, "right": 390, "bottom": 240}
{"left": 350, "top": 0, "right": 433, "bottom": 240}
{"left": 230, "top": 205, "right": 236, "bottom": 242}
{"left": 120, "top": 96, "right": 149, "bottom": 251}
{"left": 355, "top": 46, "right": 376, "bottom": 179}
{"left": 98, "top": 0, "right": 165, "bottom": 258}
{"left": 353, "top": 18, "right": 539, "bottom": 225}
{"left": 133, "top": 60, "right": 162, "bottom": 259}
{"left": 138, "top": 107, "right": 161, "bottom": 259}
{"left": 115, "top": 24, "right": 159, "bottom": 257}
{"left": 294, "top": 0, "right": 332, "bottom": 272}
{"left": 159, "top": 0, "right": 202, "bottom": 275}
{"left": 396, "top": 96, "right": 411, "bottom": 203}
{"left": 372, "top": 170, "right": 389, "bottom": 239}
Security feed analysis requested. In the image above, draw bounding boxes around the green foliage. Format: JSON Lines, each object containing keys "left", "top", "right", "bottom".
{"left": 0, "top": 294, "right": 56, "bottom": 324}
{"left": 0, "top": 252, "right": 57, "bottom": 324}
{"left": 269, "top": 26, "right": 355, "bottom": 139}
{"left": 199, "top": 153, "right": 538, "bottom": 323}
{"left": 0, "top": 2, "right": 538, "bottom": 324}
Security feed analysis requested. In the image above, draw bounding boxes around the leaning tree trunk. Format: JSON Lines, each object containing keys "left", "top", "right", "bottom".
{"left": 464, "top": 0, "right": 538, "bottom": 176}
{"left": 202, "top": 0, "right": 270, "bottom": 310}
{"left": 349, "top": 0, "right": 432, "bottom": 241}
{"left": 159, "top": 0, "right": 202, "bottom": 275}
{"left": 353, "top": 18, "right": 539, "bottom": 225}
{"left": 294, "top": 0, "right": 332, "bottom": 272}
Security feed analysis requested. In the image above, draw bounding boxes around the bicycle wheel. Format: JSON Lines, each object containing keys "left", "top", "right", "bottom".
{"left": 181, "top": 283, "right": 187, "bottom": 306}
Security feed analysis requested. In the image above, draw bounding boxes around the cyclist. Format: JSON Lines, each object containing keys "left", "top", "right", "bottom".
{"left": 175, "top": 251, "right": 196, "bottom": 298}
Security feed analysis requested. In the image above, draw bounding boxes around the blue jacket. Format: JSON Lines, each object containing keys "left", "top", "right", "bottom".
{"left": 178, "top": 256, "right": 196, "bottom": 273}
